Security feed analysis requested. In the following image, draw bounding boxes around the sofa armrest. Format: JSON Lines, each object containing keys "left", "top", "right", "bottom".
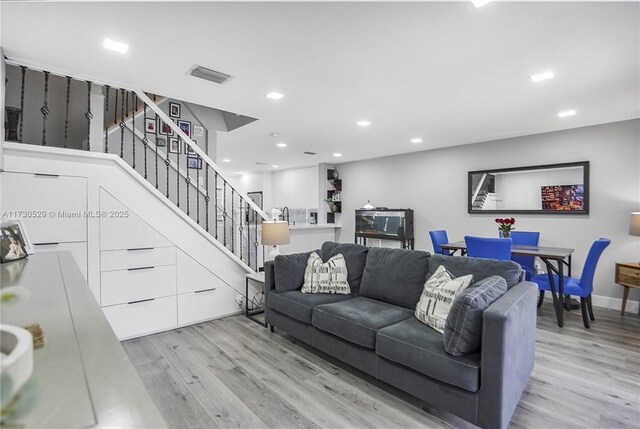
{"left": 264, "top": 260, "right": 276, "bottom": 309}
{"left": 478, "top": 281, "right": 537, "bottom": 429}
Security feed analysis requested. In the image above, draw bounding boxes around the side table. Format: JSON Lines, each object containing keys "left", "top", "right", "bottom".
{"left": 245, "top": 272, "right": 267, "bottom": 327}
{"left": 615, "top": 262, "right": 640, "bottom": 315}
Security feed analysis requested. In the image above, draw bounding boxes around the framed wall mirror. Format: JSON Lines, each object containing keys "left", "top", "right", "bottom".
{"left": 468, "top": 161, "right": 589, "bottom": 215}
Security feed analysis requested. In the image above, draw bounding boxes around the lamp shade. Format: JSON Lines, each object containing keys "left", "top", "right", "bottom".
{"left": 261, "top": 221, "right": 290, "bottom": 245}
{"left": 630, "top": 212, "right": 640, "bottom": 237}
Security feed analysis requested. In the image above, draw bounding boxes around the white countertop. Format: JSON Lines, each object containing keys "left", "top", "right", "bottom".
{"left": 288, "top": 223, "right": 342, "bottom": 230}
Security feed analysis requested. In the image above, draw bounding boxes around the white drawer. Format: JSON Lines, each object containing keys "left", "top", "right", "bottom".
{"left": 177, "top": 286, "right": 238, "bottom": 326}
{"left": 176, "top": 250, "right": 229, "bottom": 294}
{"left": 34, "top": 242, "right": 88, "bottom": 280}
{"left": 2, "top": 172, "right": 87, "bottom": 243}
{"left": 101, "top": 247, "right": 176, "bottom": 272}
{"left": 101, "top": 265, "right": 176, "bottom": 306}
{"left": 102, "top": 295, "right": 177, "bottom": 340}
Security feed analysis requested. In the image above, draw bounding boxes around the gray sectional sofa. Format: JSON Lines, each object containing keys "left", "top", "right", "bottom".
{"left": 264, "top": 242, "right": 537, "bottom": 429}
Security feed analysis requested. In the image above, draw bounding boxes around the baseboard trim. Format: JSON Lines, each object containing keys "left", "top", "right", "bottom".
{"left": 591, "top": 294, "right": 639, "bottom": 313}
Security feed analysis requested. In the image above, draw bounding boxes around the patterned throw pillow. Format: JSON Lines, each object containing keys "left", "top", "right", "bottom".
{"left": 301, "top": 252, "right": 350, "bottom": 294}
{"left": 415, "top": 265, "right": 473, "bottom": 334}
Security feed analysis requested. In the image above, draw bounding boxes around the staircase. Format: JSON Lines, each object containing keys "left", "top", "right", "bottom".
{"left": 2, "top": 60, "right": 269, "bottom": 273}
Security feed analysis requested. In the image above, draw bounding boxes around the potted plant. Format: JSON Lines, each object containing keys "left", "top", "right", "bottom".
{"left": 495, "top": 218, "right": 515, "bottom": 238}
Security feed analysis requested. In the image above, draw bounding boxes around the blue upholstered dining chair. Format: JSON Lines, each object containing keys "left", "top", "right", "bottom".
{"left": 464, "top": 236, "right": 512, "bottom": 261}
{"left": 531, "top": 238, "right": 610, "bottom": 329}
{"left": 429, "top": 230, "right": 451, "bottom": 256}
{"left": 510, "top": 231, "right": 540, "bottom": 281}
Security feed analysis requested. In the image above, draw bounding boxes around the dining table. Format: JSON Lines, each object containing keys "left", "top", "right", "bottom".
{"left": 440, "top": 241, "right": 574, "bottom": 327}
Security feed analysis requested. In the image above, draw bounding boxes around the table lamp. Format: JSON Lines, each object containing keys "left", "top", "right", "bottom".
{"left": 261, "top": 220, "right": 290, "bottom": 260}
{"left": 630, "top": 212, "right": 640, "bottom": 263}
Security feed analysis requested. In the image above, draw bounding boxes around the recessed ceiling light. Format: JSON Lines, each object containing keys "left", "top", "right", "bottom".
{"left": 333, "top": 153, "right": 343, "bottom": 157}
{"left": 103, "top": 38, "right": 129, "bottom": 54}
{"left": 222, "top": 158, "right": 231, "bottom": 163}
{"left": 530, "top": 71, "right": 554, "bottom": 82}
{"left": 272, "top": 165, "right": 279, "bottom": 168}
{"left": 356, "top": 120, "right": 371, "bottom": 127}
{"left": 471, "top": 0, "right": 493, "bottom": 7}
{"left": 265, "top": 92, "right": 284, "bottom": 100}
{"left": 276, "top": 142, "right": 287, "bottom": 148}
{"left": 410, "top": 138, "right": 423, "bottom": 144}
{"left": 558, "top": 110, "right": 577, "bottom": 118}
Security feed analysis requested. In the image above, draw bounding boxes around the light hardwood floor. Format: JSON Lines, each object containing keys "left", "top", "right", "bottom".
{"left": 123, "top": 303, "right": 640, "bottom": 429}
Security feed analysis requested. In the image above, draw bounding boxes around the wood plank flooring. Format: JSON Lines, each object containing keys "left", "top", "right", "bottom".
{"left": 123, "top": 303, "right": 640, "bottom": 429}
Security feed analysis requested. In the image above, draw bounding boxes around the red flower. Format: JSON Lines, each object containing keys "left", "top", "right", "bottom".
{"left": 510, "top": 217, "right": 515, "bottom": 224}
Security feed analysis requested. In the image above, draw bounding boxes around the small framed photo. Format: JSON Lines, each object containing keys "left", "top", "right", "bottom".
{"left": 158, "top": 118, "right": 173, "bottom": 136}
{"left": 169, "top": 102, "right": 181, "bottom": 118}
{"left": 187, "top": 156, "right": 202, "bottom": 170}
{"left": 186, "top": 140, "right": 197, "bottom": 156}
{"left": 0, "top": 226, "right": 29, "bottom": 263}
{"left": 145, "top": 118, "right": 157, "bottom": 134}
{"left": 169, "top": 137, "right": 180, "bottom": 154}
{"left": 0, "top": 219, "right": 33, "bottom": 255}
{"left": 156, "top": 137, "right": 167, "bottom": 147}
{"left": 177, "top": 120, "right": 191, "bottom": 138}
{"left": 193, "top": 125, "right": 204, "bottom": 137}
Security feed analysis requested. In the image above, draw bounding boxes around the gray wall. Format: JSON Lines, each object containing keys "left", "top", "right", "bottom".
{"left": 336, "top": 119, "right": 640, "bottom": 304}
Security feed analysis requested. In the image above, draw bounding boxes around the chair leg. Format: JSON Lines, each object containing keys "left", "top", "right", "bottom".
{"left": 580, "top": 298, "right": 591, "bottom": 329}
{"left": 564, "top": 294, "right": 571, "bottom": 311}
{"left": 537, "top": 291, "right": 545, "bottom": 308}
{"left": 270, "top": 324, "right": 275, "bottom": 333}
{"left": 587, "top": 295, "right": 595, "bottom": 321}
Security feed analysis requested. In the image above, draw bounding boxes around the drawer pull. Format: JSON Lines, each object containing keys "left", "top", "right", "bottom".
{"left": 34, "top": 242, "right": 60, "bottom": 246}
{"left": 127, "top": 247, "right": 154, "bottom": 252}
{"left": 34, "top": 173, "right": 60, "bottom": 178}
{"left": 127, "top": 298, "right": 155, "bottom": 305}
{"left": 128, "top": 266, "right": 155, "bottom": 271}
{"left": 195, "top": 288, "right": 217, "bottom": 294}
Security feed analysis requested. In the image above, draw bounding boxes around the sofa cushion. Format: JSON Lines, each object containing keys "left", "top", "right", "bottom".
{"left": 274, "top": 250, "right": 319, "bottom": 292}
{"left": 429, "top": 253, "right": 523, "bottom": 289}
{"left": 269, "top": 290, "right": 355, "bottom": 324}
{"left": 376, "top": 317, "right": 481, "bottom": 392}
{"left": 415, "top": 265, "right": 473, "bottom": 334}
{"left": 321, "top": 242, "right": 369, "bottom": 294}
{"left": 443, "top": 275, "right": 508, "bottom": 356}
{"left": 359, "top": 247, "right": 430, "bottom": 309}
{"left": 313, "top": 297, "right": 413, "bottom": 349}
{"left": 301, "top": 252, "right": 350, "bottom": 294}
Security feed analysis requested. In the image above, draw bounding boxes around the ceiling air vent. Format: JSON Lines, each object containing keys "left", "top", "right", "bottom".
{"left": 189, "top": 65, "right": 233, "bottom": 85}
{"left": 303, "top": 151, "right": 317, "bottom": 155}
{"left": 256, "top": 162, "right": 268, "bottom": 166}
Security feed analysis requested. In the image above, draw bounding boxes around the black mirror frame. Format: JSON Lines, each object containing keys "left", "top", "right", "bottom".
{"left": 467, "top": 161, "right": 590, "bottom": 215}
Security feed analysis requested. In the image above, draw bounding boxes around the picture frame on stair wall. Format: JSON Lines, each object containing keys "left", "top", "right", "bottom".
{"left": 158, "top": 118, "right": 174, "bottom": 136}
{"left": 177, "top": 120, "right": 191, "bottom": 138}
{"left": 156, "top": 137, "right": 167, "bottom": 147}
{"left": 186, "top": 140, "right": 197, "bottom": 156}
{"left": 169, "top": 137, "right": 180, "bottom": 154}
{"left": 169, "top": 102, "right": 181, "bottom": 118}
{"left": 145, "top": 118, "right": 157, "bottom": 134}
{"left": 187, "top": 156, "right": 202, "bottom": 170}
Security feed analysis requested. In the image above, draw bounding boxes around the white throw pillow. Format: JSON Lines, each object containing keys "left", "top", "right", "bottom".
{"left": 415, "top": 265, "right": 473, "bottom": 334}
{"left": 301, "top": 252, "right": 350, "bottom": 294}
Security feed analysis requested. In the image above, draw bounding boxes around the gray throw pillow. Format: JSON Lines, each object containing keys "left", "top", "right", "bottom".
{"left": 274, "top": 250, "right": 319, "bottom": 292}
{"left": 443, "top": 275, "right": 508, "bottom": 356}
{"left": 429, "top": 254, "right": 523, "bottom": 289}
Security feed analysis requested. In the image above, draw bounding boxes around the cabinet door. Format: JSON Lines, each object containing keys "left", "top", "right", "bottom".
{"left": 1, "top": 172, "right": 87, "bottom": 243}
{"left": 101, "top": 265, "right": 176, "bottom": 306}
{"left": 99, "top": 190, "right": 171, "bottom": 251}
{"left": 176, "top": 250, "right": 229, "bottom": 294}
{"left": 177, "top": 286, "right": 237, "bottom": 326}
{"left": 34, "top": 242, "right": 88, "bottom": 281}
{"left": 102, "top": 296, "right": 177, "bottom": 340}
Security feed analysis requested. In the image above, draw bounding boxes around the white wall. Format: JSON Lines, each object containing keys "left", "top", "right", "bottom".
{"left": 235, "top": 173, "right": 264, "bottom": 194}
{"left": 336, "top": 119, "right": 640, "bottom": 308}
{"left": 270, "top": 166, "right": 319, "bottom": 210}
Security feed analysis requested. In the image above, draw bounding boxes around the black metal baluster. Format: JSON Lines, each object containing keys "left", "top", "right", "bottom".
{"left": 205, "top": 168, "right": 210, "bottom": 232}
{"left": 247, "top": 206, "right": 251, "bottom": 268}
{"left": 142, "top": 102, "right": 148, "bottom": 179}
{"left": 85, "top": 81, "right": 93, "bottom": 151}
{"left": 18, "top": 66, "right": 26, "bottom": 142}
{"left": 231, "top": 189, "right": 235, "bottom": 255}
{"left": 176, "top": 139, "right": 180, "bottom": 207}
{"left": 104, "top": 85, "right": 110, "bottom": 153}
{"left": 132, "top": 93, "right": 137, "bottom": 169}
{"left": 196, "top": 159, "right": 200, "bottom": 225}
{"left": 113, "top": 88, "right": 119, "bottom": 154}
{"left": 41, "top": 71, "right": 50, "bottom": 146}
{"left": 63, "top": 76, "right": 71, "bottom": 148}
{"left": 166, "top": 149, "right": 170, "bottom": 199}
{"left": 254, "top": 208, "right": 259, "bottom": 270}
{"left": 212, "top": 172, "right": 216, "bottom": 237}
{"left": 155, "top": 109, "right": 159, "bottom": 189}
{"left": 119, "top": 90, "right": 125, "bottom": 158}
{"left": 185, "top": 154, "right": 190, "bottom": 216}
{"left": 223, "top": 181, "right": 227, "bottom": 247}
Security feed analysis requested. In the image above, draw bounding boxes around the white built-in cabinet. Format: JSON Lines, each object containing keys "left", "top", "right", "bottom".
{"left": 1, "top": 172, "right": 88, "bottom": 279}
{"left": 99, "top": 190, "right": 239, "bottom": 340}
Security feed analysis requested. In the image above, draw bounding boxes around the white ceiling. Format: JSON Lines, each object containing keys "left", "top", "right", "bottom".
{"left": 1, "top": 2, "right": 639, "bottom": 175}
